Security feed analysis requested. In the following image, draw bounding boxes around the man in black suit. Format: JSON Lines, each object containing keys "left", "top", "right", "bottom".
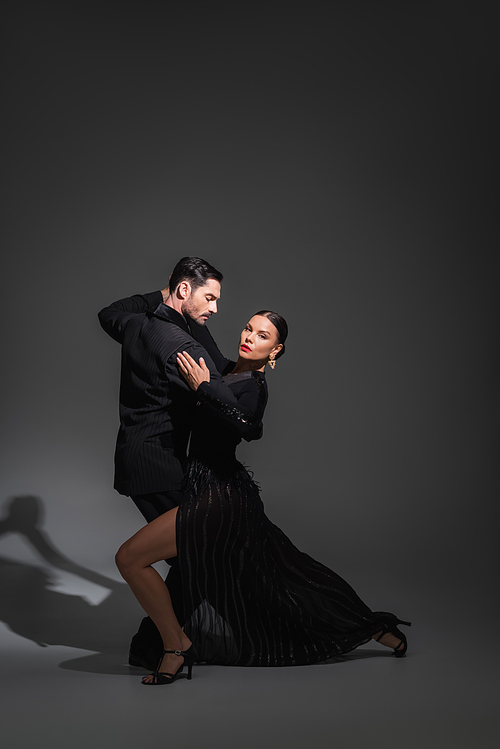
{"left": 99, "top": 256, "right": 235, "bottom": 667}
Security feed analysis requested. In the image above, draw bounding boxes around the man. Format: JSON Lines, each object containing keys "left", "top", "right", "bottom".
{"left": 99, "top": 256, "right": 235, "bottom": 667}
{"left": 98, "top": 256, "right": 233, "bottom": 518}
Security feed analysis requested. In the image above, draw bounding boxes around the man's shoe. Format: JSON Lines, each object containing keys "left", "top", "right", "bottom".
{"left": 129, "top": 647, "right": 162, "bottom": 671}
{"left": 128, "top": 616, "right": 163, "bottom": 670}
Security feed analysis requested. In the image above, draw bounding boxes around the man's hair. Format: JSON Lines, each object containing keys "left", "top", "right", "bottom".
{"left": 169, "top": 257, "right": 223, "bottom": 293}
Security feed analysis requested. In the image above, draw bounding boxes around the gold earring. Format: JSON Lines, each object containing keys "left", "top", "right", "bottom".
{"left": 268, "top": 353, "right": 276, "bottom": 370}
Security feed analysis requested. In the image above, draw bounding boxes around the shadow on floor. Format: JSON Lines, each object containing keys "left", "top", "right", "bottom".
{"left": 0, "top": 494, "right": 147, "bottom": 674}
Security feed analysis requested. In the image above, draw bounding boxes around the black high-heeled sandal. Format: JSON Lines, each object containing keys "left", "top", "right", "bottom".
{"left": 141, "top": 644, "right": 198, "bottom": 685}
{"left": 373, "top": 612, "right": 412, "bottom": 658}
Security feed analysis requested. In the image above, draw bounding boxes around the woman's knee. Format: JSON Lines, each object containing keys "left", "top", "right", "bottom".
{"left": 115, "top": 540, "right": 136, "bottom": 579}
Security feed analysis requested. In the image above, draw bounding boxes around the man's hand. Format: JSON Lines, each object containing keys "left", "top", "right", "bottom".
{"left": 177, "top": 351, "right": 210, "bottom": 391}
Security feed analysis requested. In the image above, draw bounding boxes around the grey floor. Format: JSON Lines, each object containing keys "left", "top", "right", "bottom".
{"left": 1, "top": 557, "right": 499, "bottom": 749}
{"left": 2, "top": 2, "right": 498, "bottom": 745}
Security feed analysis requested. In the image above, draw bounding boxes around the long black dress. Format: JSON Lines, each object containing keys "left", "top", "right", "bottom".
{"left": 173, "top": 369, "right": 397, "bottom": 666}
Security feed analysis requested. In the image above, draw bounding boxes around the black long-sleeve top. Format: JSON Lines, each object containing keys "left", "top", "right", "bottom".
{"left": 189, "top": 370, "right": 268, "bottom": 463}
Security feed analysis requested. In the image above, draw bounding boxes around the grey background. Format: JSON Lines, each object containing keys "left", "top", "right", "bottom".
{"left": 1, "top": 1, "right": 498, "bottom": 748}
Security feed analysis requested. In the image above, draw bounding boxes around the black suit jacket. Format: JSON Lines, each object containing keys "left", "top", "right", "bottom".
{"left": 98, "top": 290, "right": 235, "bottom": 496}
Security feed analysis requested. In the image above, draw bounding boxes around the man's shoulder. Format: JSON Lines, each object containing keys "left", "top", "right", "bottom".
{"left": 145, "top": 314, "right": 194, "bottom": 347}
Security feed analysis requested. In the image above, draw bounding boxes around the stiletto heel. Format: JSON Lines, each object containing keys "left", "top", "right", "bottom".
{"left": 373, "top": 612, "right": 412, "bottom": 658}
{"left": 182, "top": 644, "right": 198, "bottom": 680}
{"left": 141, "top": 644, "right": 198, "bottom": 685}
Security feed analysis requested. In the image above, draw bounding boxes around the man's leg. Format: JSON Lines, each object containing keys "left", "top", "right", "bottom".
{"left": 131, "top": 490, "right": 182, "bottom": 522}
{"left": 128, "top": 490, "right": 182, "bottom": 669}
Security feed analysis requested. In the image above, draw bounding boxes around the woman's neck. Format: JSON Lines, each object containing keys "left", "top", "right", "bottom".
{"left": 231, "top": 356, "right": 266, "bottom": 374}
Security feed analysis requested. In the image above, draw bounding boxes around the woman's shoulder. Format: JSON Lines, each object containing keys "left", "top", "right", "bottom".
{"left": 251, "top": 370, "right": 267, "bottom": 388}
{"left": 223, "top": 370, "right": 268, "bottom": 408}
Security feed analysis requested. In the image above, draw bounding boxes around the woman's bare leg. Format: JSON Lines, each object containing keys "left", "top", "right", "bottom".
{"left": 116, "top": 507, "right": 191, "bottom": 682}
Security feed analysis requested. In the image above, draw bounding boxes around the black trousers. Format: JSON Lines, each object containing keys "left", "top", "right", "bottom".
{"left": 131, "top": 489, "right": 183, "bottom": 522}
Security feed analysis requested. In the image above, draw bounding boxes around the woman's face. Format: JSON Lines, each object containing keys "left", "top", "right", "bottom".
{"left": 238, "top": 315, "right": 282, "bottom": 364}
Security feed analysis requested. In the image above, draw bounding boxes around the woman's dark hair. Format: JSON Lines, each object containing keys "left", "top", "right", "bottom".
{"left": 169, "top": 257, "right": 223, "bottom": 293}
{"left": 254, "top": 310, "right": 288, "bottom": 359}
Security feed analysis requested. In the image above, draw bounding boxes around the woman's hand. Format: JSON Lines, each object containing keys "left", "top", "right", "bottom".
{"left": 177, "top": 351, "right": 210, "bottom": 391}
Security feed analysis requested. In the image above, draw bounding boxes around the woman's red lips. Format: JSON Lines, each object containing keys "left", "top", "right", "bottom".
{"left": 241, "top": 344, "right": 251, "bottom": 352}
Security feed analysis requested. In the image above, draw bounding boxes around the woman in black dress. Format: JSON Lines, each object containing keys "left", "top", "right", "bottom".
{"left": 116, "top": 311, "right": 410, "bottom": 684}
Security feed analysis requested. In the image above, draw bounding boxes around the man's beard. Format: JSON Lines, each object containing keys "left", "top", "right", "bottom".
{"left": 184, "top": 298, "right": 209, "bottom": 326}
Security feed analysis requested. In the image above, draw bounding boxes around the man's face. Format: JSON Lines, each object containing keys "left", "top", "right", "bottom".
{"left": 182, "top": 279, "right": 221, "bottom": 325}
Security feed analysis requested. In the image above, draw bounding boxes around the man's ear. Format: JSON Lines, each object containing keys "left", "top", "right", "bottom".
{"left": 176, "top": 281, "right": 191, "bottom": 299}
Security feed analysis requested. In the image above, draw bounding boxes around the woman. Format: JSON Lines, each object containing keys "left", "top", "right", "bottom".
{"left": 116, "top": 311, "right": 410, "bottom": 684}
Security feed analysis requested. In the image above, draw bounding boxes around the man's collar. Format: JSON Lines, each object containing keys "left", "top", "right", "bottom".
{"left": 149, "top": 303, "right": 191, "bottom": 335}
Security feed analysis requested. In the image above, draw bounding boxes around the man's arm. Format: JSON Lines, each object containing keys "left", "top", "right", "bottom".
{"left": 164, "top": 340, "right": 240, "bottom": 403}
{"left": 98, "top": 289, "right": 167, "bottom": 343}
{"left": 189, "top": 322, "right": 235, "bottom": 375}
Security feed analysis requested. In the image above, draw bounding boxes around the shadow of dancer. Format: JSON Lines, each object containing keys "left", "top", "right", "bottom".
{"left": 0, "top": 495, "right": 146, "bottom": 674}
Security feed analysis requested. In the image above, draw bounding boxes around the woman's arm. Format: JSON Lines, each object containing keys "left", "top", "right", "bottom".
{"left": 197, "top": 376, "right": 267, "bottom": 440}
{"left": 177, "top": 352, "right": 267, "bottom": 439}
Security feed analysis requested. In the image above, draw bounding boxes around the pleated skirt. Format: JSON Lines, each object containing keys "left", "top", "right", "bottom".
{"left": 174, "top": 456, "right": 393, "bottom": 666}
